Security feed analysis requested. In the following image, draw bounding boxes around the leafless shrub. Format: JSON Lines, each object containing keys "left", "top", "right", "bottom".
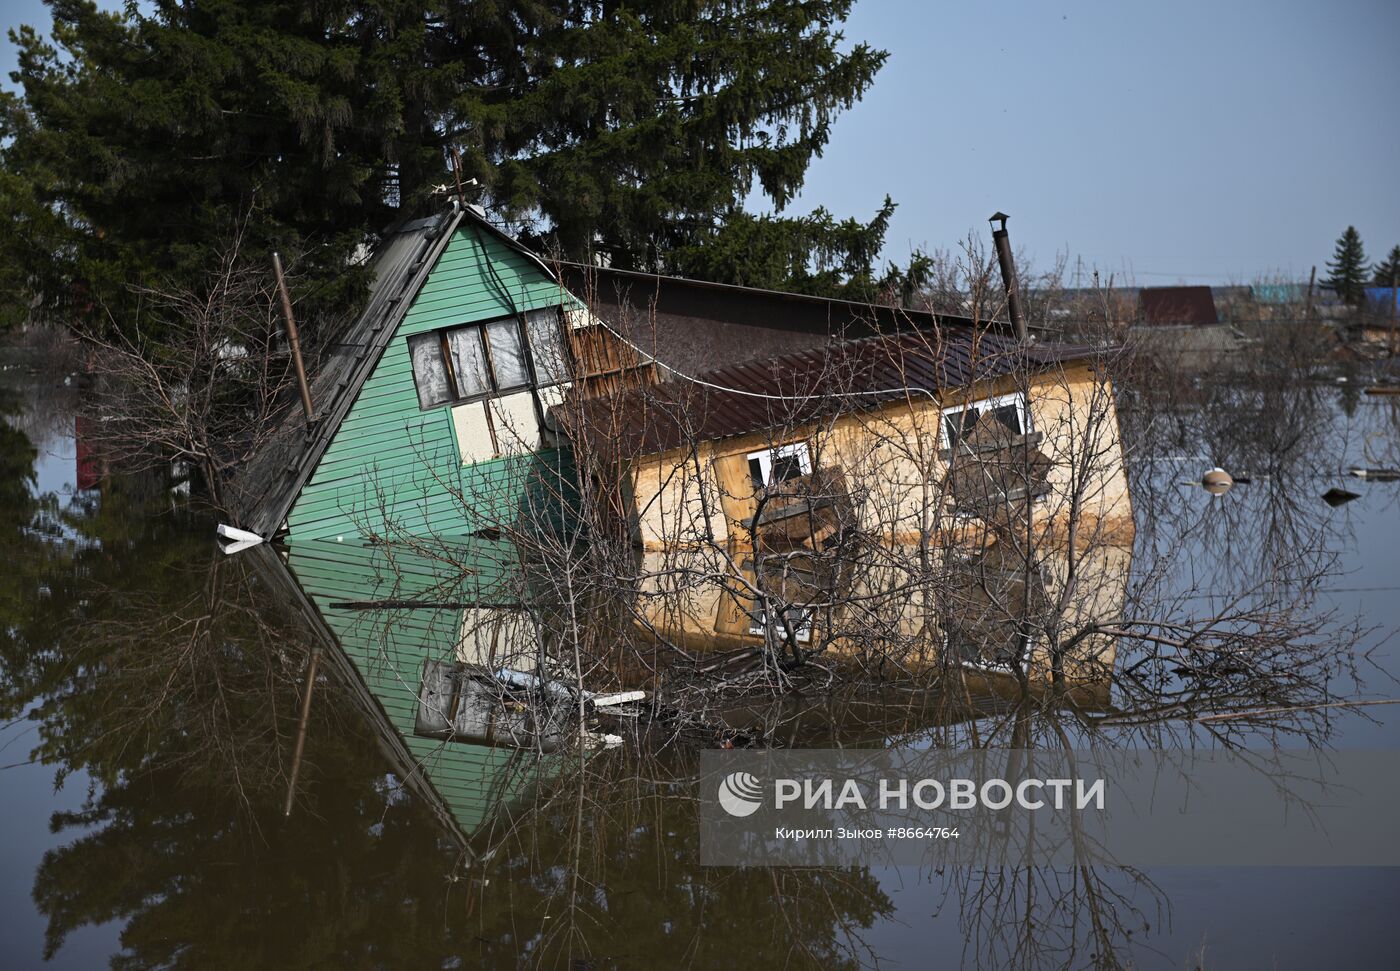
{"left": 76, "top": 230, "right": 310, "bottom": 511}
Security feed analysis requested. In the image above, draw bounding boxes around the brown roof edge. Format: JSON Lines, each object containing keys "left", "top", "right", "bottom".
{"left": 553, "top": 261, "right": 1012, "bottom": 337}
{"left": 559, "top": 325, "right": 1104, "bottom": 459}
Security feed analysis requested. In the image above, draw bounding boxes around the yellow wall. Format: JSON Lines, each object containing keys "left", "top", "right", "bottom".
{"left": 630, "top": 362, "right": 1133, "bottom": 551}
{"left": 620, "top": 361, "right": 1134, "bottom": 687}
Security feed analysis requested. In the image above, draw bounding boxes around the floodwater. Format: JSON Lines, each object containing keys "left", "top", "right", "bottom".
{"left": 3, "top": 347, "right": 1399, "bottom": 970}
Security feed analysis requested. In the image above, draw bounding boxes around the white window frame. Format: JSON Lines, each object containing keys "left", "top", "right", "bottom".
{"left": 947, "top": 629, "right": 1033, "bottom": 675}
{"left": 746, "top": 441, "right": 812, "bottom": 489}
{"left": 939, "top": 392, "right": 1030, "bottom": 450}
{"left": 749, "top": 605, "right": 813, "bottom": 644}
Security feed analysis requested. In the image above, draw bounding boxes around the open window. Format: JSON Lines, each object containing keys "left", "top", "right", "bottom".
{"left": 747, "top": 442, "right": 812, "bottom": 490}
{"left": 941, "top": 392, "right": 1029, "bottom": 451}
{"left": 407, "top": 307, "right": 571, "bottom": 411}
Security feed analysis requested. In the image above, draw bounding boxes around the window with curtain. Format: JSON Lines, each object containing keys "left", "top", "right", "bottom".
{"left": 407, "top": 308, "right": 572, "bottom": 410}
{"left": 525, "top": 308, "right": 569, "bottom": 385}
{"left": 407, "top": 333, "right": 454, "bottom": 409}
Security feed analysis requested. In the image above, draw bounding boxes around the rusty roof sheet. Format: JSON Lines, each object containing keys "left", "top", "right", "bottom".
{"left": 1138, "top": 286, "right": 1219, "bottom": 326}
{"left": 561, "top": 328, "right": 1098, "bottom": 458}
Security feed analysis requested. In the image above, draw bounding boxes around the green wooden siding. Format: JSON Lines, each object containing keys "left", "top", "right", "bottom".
{"left": 286, "top": 538, "right": 559, "bottom": 837}
{"left": 286, "top": 224, "right": 581, "bottom": 541}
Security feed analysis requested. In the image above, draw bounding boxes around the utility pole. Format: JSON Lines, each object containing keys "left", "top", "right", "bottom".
{"left": 1304, "top": 265, "right": 1316, "bottom": 324}
{"left": 273, "top": 252, "right": 315, "bottom": 426}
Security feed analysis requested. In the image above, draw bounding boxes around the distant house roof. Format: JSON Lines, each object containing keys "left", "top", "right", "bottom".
{"left": 561, "top": 328, "right": 1097, "bottom": 458}
{"left": 1364, "top": 286, "right": 1399, "bottom": 308}
{"left": 1252, "top": 283, "right": 1305, "bottom": 305}
{"left": 1138, "top": 286, "right": 1219, "bottom": 326}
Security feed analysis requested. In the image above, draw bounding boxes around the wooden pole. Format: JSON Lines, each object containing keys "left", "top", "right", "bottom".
{"left": 1304, "top": 265, "right": 1316, "bottom": 323}
{"left": 272, "top": 252, "right": 315, "bottom": 424}
{"left": 1390, "top": 268, "right": 1397, "bottom": 357}
{"left": 283, "top": 646, "right": 322, "bottom": 817}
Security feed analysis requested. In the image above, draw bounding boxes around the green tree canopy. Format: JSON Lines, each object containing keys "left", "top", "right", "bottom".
{"left": 2, "top": 0, "right": 916, "bottom": 336}
{"left": 1325, "top": 225, "right": 1370, "bottom": 305}
{"left": 1373, "top": 244, "right": 1400, "bottom": 287}
{"left": 665, "top": 195, "right": 932, "bottom": 303}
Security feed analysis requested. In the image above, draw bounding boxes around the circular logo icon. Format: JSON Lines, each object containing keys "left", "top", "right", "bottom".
{"left": 718, "top": 771, "right": 764, "bottom": 817}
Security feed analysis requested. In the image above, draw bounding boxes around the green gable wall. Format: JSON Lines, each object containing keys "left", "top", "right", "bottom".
{"left": 285, "top": 538, "right": 560, "bottom": 838}
{"left": 286, "top": 224, "right": 581, "bottom": 542}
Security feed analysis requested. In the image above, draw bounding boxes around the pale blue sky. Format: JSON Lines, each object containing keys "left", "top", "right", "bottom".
{"left": 5, "top": 0, "right": 1399, "bottom": 284}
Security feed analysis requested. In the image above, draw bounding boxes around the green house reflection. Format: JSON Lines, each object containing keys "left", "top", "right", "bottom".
{"left": 249, "top": 538, "right": 567, "bottom": 851}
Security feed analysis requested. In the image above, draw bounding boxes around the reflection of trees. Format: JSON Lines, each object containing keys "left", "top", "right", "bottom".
{"left": 468, "top": 758, "right": 891, "bottom": 970}
{"left": 1117, "top": 340, "right": 1356, "bottom": 594}
{"left": 0, "top": 420, "right": 894, "bottom": 969}
{"left": 0, "top": 449, "right": 477, "bottom": 964}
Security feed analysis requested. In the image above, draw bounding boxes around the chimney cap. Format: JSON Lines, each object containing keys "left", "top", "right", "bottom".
{"left": 989, "top": 211, "right": 1010, "bottom": 230}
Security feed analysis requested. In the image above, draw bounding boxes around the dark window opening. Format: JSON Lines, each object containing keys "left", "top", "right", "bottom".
{"left": 943, "top": 395, "right": 1028, "bottom": 451}
{"left": 746, "top": 443, "right": 813, "bottom": 491}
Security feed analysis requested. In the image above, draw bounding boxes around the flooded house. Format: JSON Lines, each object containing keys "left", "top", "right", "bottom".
{"left": 230, "top": 203, "right": 1132, "bottom": 719}
{"left": 232, "top": 203, "right": 594, "bottom": 545}
{"left": 564, "top": 323, "right": 1133, "bottom": 695}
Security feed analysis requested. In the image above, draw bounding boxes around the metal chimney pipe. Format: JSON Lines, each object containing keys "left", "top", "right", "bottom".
{"left": 989, "top": 212, "right": 1028, "bottom": 341}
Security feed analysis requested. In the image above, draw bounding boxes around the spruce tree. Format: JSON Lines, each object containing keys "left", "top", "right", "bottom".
{"left": 1373, "top": 245, "right": 1400, "bottom": 287}
{"left": 1325, "top": 226, "right": 1370, "bottom": 304}
{"left": 1, "top": 0, "right": 444, "bottom": 333}
{"left": 2, "top": 0, "right": 908, "bottom": 334}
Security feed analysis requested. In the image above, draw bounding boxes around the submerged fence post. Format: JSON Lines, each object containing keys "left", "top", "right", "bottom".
{"left": 283, "top": 646, "right": 322, "bottom": 817}
{"left": 273, "top": 252, "right": 315, "bottom": 426}
{"left": 989, "top": 212, "right": 1028, "bottom": 342}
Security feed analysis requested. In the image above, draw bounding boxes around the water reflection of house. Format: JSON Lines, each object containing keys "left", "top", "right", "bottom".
{"left": 564, "top": 326, "right": 1132, "bottom": 692}
{"left": 247, "top": 541, "right": 562, "bottom": 849}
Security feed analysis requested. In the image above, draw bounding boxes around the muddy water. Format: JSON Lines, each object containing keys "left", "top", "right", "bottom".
{"left": 2, "top": 358, "right": 1398, "bottom": 970}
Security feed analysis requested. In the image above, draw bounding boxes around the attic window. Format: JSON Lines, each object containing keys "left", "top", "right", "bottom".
{"left": 407, "top": 307, "right": 571, "bottom": 410}
{"left": 941, "top": 393, "right": 1028, "bottom": 451}
{"left": 408, "top": 333, "right": 454, "bottom": 409}
{"left": 747, "top": 442, "right": 812, "bottom": 490}
{"left": 526, "top": 308, "right": 569, "bottom": 384}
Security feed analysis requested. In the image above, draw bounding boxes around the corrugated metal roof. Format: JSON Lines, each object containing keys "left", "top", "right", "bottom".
{"left": 554, "top": 263, "right": 999, "bottom": 379}
{"left": 1138, "top": 286, "right": 1219, "bottom": 325}
{"left": 1364, "top": 286, "right": 1399, "bottom": 307}
{"left": 561, "top": 328, "right": 1097, "bottom": 458}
